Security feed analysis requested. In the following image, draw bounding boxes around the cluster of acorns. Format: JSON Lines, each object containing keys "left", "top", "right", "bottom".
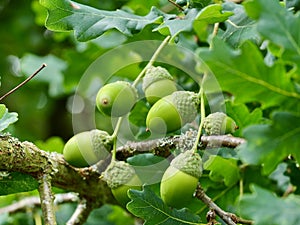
{"left": 63, "top": 66, "right": 237, "bottom": 208}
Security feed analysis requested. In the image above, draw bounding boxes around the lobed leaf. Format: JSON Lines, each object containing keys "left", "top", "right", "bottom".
{"left": 221, "top": 2, "right": 260, "bottom": 48}
{"left": 244, "top": 0, "right": 300, "bottom": 68}
{"left": 199, "top": 38, "right": 300, "bottom": 109}
{"left": 127, "top": 185, "right": 203, "bottom": 225}
{"left": 155, "top": 9, "right": 199, "bottom": 41}
{"left": 238, "top": 111, "right": 300, "bottom": 174}
{"left": 40, "top": 0, "right": 169, "bottom": 41}
{"left": 239, "top": 185, "right": 300, "bottom": 225}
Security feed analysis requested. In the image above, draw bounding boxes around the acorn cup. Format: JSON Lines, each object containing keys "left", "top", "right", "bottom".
{"left": 142, "top": 66, "right": 177, "bottom": 105}
{"left": 63, "top": 129, "right": 113, "bottom": 168}
{"left": 101, "top": 160, "right": 142, "bottom": 208}
{"left": 96, "top": 81, "right": 138, "bottom": 117}
{"left": 203, "top": 112, "right": 238, "bottom": 135}
{"left": 146, "top": 91, "right": 200, "bottom": 134}
{"left": 160, "top": 150, "right": 202, "bottom": 209}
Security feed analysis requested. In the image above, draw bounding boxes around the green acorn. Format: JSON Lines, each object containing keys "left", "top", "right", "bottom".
{"left": 63, "top": 129, "right": 113, "bottom": 167}
{"left": 142, "top": 66, "right": 177, "bottom": 105}
{"left": 160, "top": 150, "right": 202, "bottom": 209}
{"left": 203, "top": 112, "right": 238, "bottom": 135}
{"left": 101, "top": 161, "right": 142, "bottom": 207}
{"left": 96, "top": 81, "right": 138, "bottom": 117}
{"left": 146, "top": 91, "right": 199, "bottom": 134}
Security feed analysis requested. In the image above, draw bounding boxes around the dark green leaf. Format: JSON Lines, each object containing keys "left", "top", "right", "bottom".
{"left": 0, "top": 105, "right": 18, "bottom": 132}
{"left": 221, "top": 2, "right": 260, "bottom": 48}
{"left": 244, "top": 0, "right": 300, "bottom": 67}
{"left": 239, "top": 185, "right": 300, "bottom": 225}
{"left": 0, "top": 172, "right": 38, "bottom": 195}
{"left": 40, "top": 0, "right": 168, "bottom": 41}
{"left": 204, "top": 155, "right": 240, "bottom": 186}
{"left": 129, "top": 100, "right": 149, "bottom": 127}
{"left": 199, "top": 38, "right": 300, "bottom": 108}
{"left": 127, "top": 185, "right": 203, "bottom": 225}
{"left": 238, "top": 112, "right": 300, "bottom": 174}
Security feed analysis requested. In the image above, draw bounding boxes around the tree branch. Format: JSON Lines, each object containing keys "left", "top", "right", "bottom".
{"left": 195, "top": 184, "right": 253, "bottom": 225}
{"left": 38, "top": 174, "right": 56, "bottom": 225}
{"left": 116, "top": 130, "right": 245, "bottom": 160}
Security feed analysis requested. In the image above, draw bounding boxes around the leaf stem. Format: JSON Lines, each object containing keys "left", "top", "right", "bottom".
{"left": 132, "top": 36, "right": 171, "bottom": 88}
{"left": 192, "top": 76, "right": 206, "bottom": 153}
{"left": 0, "top": 63, "right": 47, "bottom": 101}
{"left": 111, "top": 36, "right": 171, "bottom": 159}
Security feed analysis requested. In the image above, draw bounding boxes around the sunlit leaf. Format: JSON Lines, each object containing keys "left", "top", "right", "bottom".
{"left": 0, "top": 105, "right": 18, "bottom": 132}
{"left": 193, "top": 4, "right": 233, "bottom": 42}
{"left": 40, "top": 0, "right": 169, "bottom": 41}
{"left": 204, "top": 155, "right": 240, "bottom": 186}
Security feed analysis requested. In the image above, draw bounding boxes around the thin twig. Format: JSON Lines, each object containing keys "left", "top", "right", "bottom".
{"left": 0, "top": 193, "right": 79, "bottom": 214}
{"left": 167, "top": 0, "right": 184, "bottom": 11}
{"left": 0, "top": 63, "right": 47, "bottom": 101}
{"left": 38, "top": 174, "right": 57, "bottom": 225}
{"left": 67, "top": 199, "right": 93, "bottom": 225}
{"left": 195, "top": 184, "right": 253, "bottom": 225}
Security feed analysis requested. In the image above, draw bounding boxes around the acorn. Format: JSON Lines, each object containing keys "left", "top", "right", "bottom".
{"left": 142, "top": 66, "right": 177, "bottom": 105}
{"left": 146, "top": 91, "right": 199, "bottom": 134}
{"left": 96, "top": 81, "right": 138, "bottom": 117}
{"left": 101, "top": 160, "right": 142, "bottom": 207}
{"left": 203, "top": 112, "right": 238, "bottom": 135}
{"left": 63, "top": 129, "right": 113, "bottom": 167}
{"left": 160, "top": 150, "right": 202, "bottom": 209}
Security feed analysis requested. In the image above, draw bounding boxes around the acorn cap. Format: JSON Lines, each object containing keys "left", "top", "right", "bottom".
{"left": 203, "top": 112, "right": 237, "bottom": 135}
{"left": 171, "top": 91, "right": 199, "bottom": 125}
{"left": 101, "top": 161, "right": 136, "bottom": 189}
{"left": 91, "top": 129, "right": 113, "bottom": 158}
{"left": 142, "top": 66, "right": 174, "bottom": 91}
{"left": 171, "top": 150, "right": 202, "bottom": 178}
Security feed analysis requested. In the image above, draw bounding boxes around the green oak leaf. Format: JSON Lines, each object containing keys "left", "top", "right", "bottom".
{"left": 244, "top": 0, "right": 300, "bottom": 67}
{"left": 0, "top": 172, "right": 38, "bottom": 195}
{"left": 127, "top": 185, "right": 203, "bottom": 225}
{"left": 238, "top": 111, "right": 300, "bottom": 174}
{"left": 193, "top": 4, "right": 233, "bottom": 42}
{"left": 225, "top": 101, "right": 263, "bottom": 136}
{"left": 204, "top": 155, "right": 240, "bottom": 186}
{"left": 221, "top": 2, "right": 260, "bottom": 48}
{"left": 199, "top": 38, "right": 300, "bottom": 109}
{"left": 239, "top": 185, "right": 300, "bottom": 225}
{"left": 0, "top": 104, "right": 18, "bottom": 132}
{"left": 40, "top": 0, "right": 169, "bottom": 41}
{"left": 154, "top": 9, "right": 199, "bottom": 41}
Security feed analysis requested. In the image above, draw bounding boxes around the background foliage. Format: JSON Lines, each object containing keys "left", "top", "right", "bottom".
{"left": 1, "top": 0, "right": 300, "bottom": 224}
